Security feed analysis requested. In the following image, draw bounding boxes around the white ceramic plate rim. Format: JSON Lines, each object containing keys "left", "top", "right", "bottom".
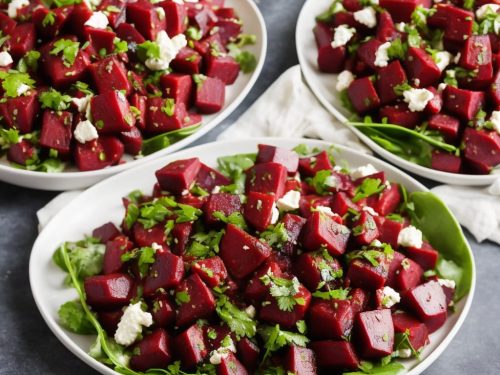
{"left": 30, "top": 137, "right": 475, "bottom": 375}
{"left": 0, "top": 0, "right": 267, "bottom": 190}
{"left": 296, "top": 0, "right": 498, "bottom": 186}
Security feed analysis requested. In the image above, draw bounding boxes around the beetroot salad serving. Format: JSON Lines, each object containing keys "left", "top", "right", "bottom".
{"left": 0, "top": 0, "right": 257, "bottom": 172}
{"left": 314, "top": 0, "right": 500, "bottom": 175}
{"left": 52, "top": 143, "right": 472, "bottom": 375}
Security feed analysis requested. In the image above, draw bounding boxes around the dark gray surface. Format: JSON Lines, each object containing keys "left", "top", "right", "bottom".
{"left": 0, "top": 1, "right": 498, "bottom": 374}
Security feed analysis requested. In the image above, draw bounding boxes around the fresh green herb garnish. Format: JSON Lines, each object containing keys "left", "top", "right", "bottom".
{"left": 352, "top": 178, "right": 386, "bottom": 202}
{"left": 17, "top": 50, "right": 41, "bottom": 73}
{"left": 258, "top": 324, "right": 309, "bottom": 362}
{"left": 215, "top": 294, "right": 257, "bottom": 338}
{"left": 259, "top": 223, "right": 289, "bottom": 247}
{"left": 120, "top": 246, "right": 157, "bottom": 277}
{"left": 39, "top": 88, "right": 72, "bottom": 111}
{"left": 260, "top": 273, "right": 305, "bottom": 312}
{"left": 50, "top": 38, "right": 80, "bottom": 67}
{"left": 312, "top": 288, "right": 350, "bottom": 300}
{"left": 0, "top": 71, "right": 35, "bottom": 97}
{"left": 161, "top": 98, "right": 176, "bottom": 117}
{"left": 58, "top": 300, "right": 96, "bottom": 335}
{"left": 213, "top": 211, "right": 248, "bottom": 229}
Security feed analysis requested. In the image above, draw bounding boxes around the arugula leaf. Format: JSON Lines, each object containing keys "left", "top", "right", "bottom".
{"left": 259, "top": 223, "right": 289, "bottom": 248}
{"left": 39, "top": 88, "right": 72, "bottom": 111}
{"left": 260, "top": 273, "right": 304, "bottom": 312}
{"left": 258, "top": 325, "right": 309, "bottom": 362}
{"left": 213, "top": 211, "right": 248, "bottom": 229}
{"left": 215, "top": 294, "right": 257, "bottom": 338}
{"left": 58, "top": 300, "right": 96, "bottom": 334}
{"left": 352, "top": 178, "right": 386, "bottom": 203}
{"left": 312, "top": 288, "right": 350, "bottom": 300}
{"left": 0, "top": 71, "right": 35, "bottom": 97}
{"left": 50, "top": 38, "right": 80, "bottom": 67}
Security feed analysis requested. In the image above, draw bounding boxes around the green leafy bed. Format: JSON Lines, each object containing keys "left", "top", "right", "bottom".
{"left": 51, "top": 145, "right": 473, "bottom": 375}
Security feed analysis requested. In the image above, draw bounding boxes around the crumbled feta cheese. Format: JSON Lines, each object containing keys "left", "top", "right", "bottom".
{"left": 145, "top": 31, "right": 187, "bottom": 71}
{"left": 74, "top": 120, "right": 99, "bottom": 144}
{"left": 371, "top": 239, "right": 382, "bottom": 247}
{"left": 413, "top": 78, "right": 420, "bottom": 87}
{"left": 395, "top": 22, "right": 406, "bottom": 32}
{"left": 324, "top": 175, "right": 338, "bottom": 188}
{"left": 403, "top": 88, "right": 434, "bottom": 112}
{"left": 83, "top": 0, "right": 102, "bottom": 8}
{"left": 476, "top": 3, "right": 500, "bottom": 20}
{"left": 333, "top": 165, "right": 343, "bottom": 172}
{"left": 7, "top": 0, "right": 28, "bottom": 18}
{"left": 245, "top": 305, "right": 256, "bottom": 318}
{"left": 242, "top": 245, "right": 250, "bottom": 251}
{"left": 437, "top": 83, "right": 447, "bottom": 93}
{"left": 353, "top": 7, "right": 377, "bottom": 28}
{"left": 331, "top": 25, "right": 355, "bottom": 48}
{"left": 84, "top": 11, "right": 109, "bottom": 29}
{"left": 72, "top": 95, "right": 92, "bottom": 114}
{"left": 490, "top": 111, "right": 500, "bottom": 135}
{"left": 397, "top": 225, "right": 423, "bottom": 248}
{"left": 336, "top": 70, "right": 355, "bottom": 91}
{"left": 16, "top": 84, "right": 30, "bottom": 96}
{"left": 438, "top": 278, "right": 456, "bottom": 289}
{"left": 381, "top": 286, "right": 401, "bottom": 308}
{"left": 374, "top": 42, "right": 391, "bottom": 67}
{"left": 155, "top": 7, "right": 165, "bottom": 20}
{"left": 151, "top": 242, "right": 163, "bottom": 251}
{"left": 396, "top": 348, "right": 412, "bottom": 358}
{"left": 350, "top": 163, "right": 378, "bottom": 180}
{"left": 315, "top": 205, "right": 335, "bottom": 217}
{"left": 435, "top": 51, "right": 453, "bottom": 72}
{"left": 211, "top": 185, "right": 221, "bottom": 194}
{"left": 453, "top": 53, "right": 461, "bottom": 64}
{"left": 270, "top": 203, "right": 280, "bottom": 224}
{"left": 209, "top": 337, "right": 236, "bottom": 365}
{"left": 362, "top": 206, "right": 379, "bottom": 216}
{"left": 114, "top": 302, "right": 153, "bottom": 346}
{"left": 293, "top": 173, "right": 301, "bottom": 182}
{"left": 0, "top": 51, "right": 13, "bottom": 67}
{"left": 277, "top": 190, "right": 301, "bottom": 211}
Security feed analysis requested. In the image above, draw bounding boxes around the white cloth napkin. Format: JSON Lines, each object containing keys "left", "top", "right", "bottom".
{"left": 37, "top": 65, "right": 500, "bottom": 245}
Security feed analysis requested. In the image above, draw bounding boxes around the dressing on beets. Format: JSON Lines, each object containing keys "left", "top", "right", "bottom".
{"left": 53, "top": 144, "right": 462, "bottom": 375}
{"left": 0, "top": 0, "right": 257, "bottom": 172}
{"left": 315, "top": 0, "right": 500, "bottom": 175}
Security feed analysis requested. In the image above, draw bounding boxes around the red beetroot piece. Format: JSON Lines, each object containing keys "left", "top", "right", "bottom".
{"left": 194, "top": 75, "right": 225, "bottom": 114}
{"left": 379, "top": 104, "right": 421, "bottom": 129}
{"left": 203, "top": 193, "right": 242, "bottom": 225}
{"left": 126, "top": 0, "right": 166, "bottom": 40}
{"left": 74, "top": 137, "right": 124, "bottom": 171}
{"left": 0, "top": 91, "right": 40, "bottom": 134}
{"left": 91, "top": 91, "right": 135, "bottom": 133}
{"left": 374, "top": 216, "right": 403, "bottom": 249}
{"left": 379, "top": 0, "right": 431, "bottom": 23}
{"left": 377, "top": 60, "right": 407, "bottom": 105}
{"left": 293, "top": 250, "right": 342, "bottom": 290}
{"left": 404, "top": 280, "right": 447, "bottom": 333}
{"left": 309, "top": 299, "right": 354, "bottom": 340}
{"left": 284, "top": 346, "right": 317, "bottom": 375}
{"left": 243, "top": 192, "right": 276, "bottom": 231}
{"left": 404, "top": 47, "right": 441, "bottom": 88}
{"left": 245, "top": 162, "right": 288, "bottom": 199}
{"left": 428, "top": 4, "right": 473, "bottom": 43}
{"left": 392, "top": 311, "right": 430, "bottom": 351}
{"left": 175, "top": 273, "right": 216, "bottom": 327}
{"left": 244, "top": 261, "right": 283, "bottom": 303}
{"left": 237, "top": 338, "right": 260, "bottom": 370}
{"left": 120, "top": 126, "right": 143, "bottom": 155}
{"left": 205, "top": 55, "right": 240, "bottom": 85}
{"left": 84, "top": 273, "right": 134, "bottom": 309}
{"left": 281, "top": 213, "right": 307, "bottom": 256}
{"left": 130, "top": 329, "right": 173, "bottom": 371}
{"left": 298, "top": 150, "right": 333, "bottom": 177}
{"left": 174, "top": 324, "right": 208, "bottom": 369}
{"left": 150, "top": 294, "right": 176, "bottom": 328}
{"left": 218, "top": 352, "right": 248, "bottom": 375}
{"left": 257, "top": 144, "right": 300, "bottom": 175}
{"left": 394, "top": 257, "right": 423, "bottom": 291}
{"left": 92, "top": 222, "right": 121, "bottom": 243}
{"left": 171, "top": 222, "right": 193, "bottom": 255}
{"left": 428, "top": 114, "right": 461, "bottom": 143}
{"left": 300, "top": 211, "right": 351, "bottom": 256}
{"left": 348, "top": 77, "right": 381, "bottom": 113}
{"left": 158, "top": 0, "right": 188, "bottom": 37}
{"left": 404, "top": 241, "right": 439, "bottom": 270}
{"left": 347, "top": 254, "right": 390, "bottom": 290}
{"left": 39, "top": 110, "right": 73, "bottom": 155}
{"left": 444, "top": 86, "right": 485, "bottom": 121}
{"left": 192, "top": 256, "right": 228, "bottom": 287}
{"left": 7, "top": 140, "right": 36, "bottom": 166}
{"left": 310, "top": 340, "right": 360, "bottom": 370}
{"left": 314, "top": 22, "right": 346, "bottom": 73}
{"left": 103, "top": 235, "right": 133, "bottom": 274}
{"left": 195, "top": 163, "right": 231, "bottom": 191}
{"left": 463, "top": 127, "right": 500, "bottom": 174}
{"left": 155, "top": 158, "right": 201, "bottom": 195}
{"left": 352, "top": 212, "right": 379, "bottom": 246}
{"left": 143, "top": 252, "right": 184, "bottom": 296}
{"left": 160, "top": 73, "right": 193, "bottom": 106}
{"left": 89, "top": 56, "right": 131, "bottom": 96}
{"left": 355, "top": 309, "right": 394, "bottom": 358}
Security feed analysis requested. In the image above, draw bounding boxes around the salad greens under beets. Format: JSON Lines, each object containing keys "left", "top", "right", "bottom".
{"left": 314, "top": 0, "right": 500, "bottom": 175}
{"left": 52, "top": 143, "right": 472, "bottom": 375}
{"left": 0, "top": 0, "right": 257, "bottom": 173}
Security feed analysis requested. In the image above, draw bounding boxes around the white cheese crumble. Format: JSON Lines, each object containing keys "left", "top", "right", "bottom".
{"left": 490, "top": 111, "right": 500, "bottom": 135}
{"left": 155, "top": 7, "right": 166, "bottom": 20}
{"left": 395, "top": 22, "right": 406, "bottom": 32}
{"left": 437, "top": 83, "right": 447, "bottom": 93}
{"left": 145, "top": 31, "right": 187, "bottom": 71}
{"left": 72, "top": 95, "right": 92, "bottom": 114}
{"left": 371, "top": 239, "right": 383, "bottom": 247}
{"left": 331, "top": 25, "right": 355, "bottom": 48}
{"left": 336, "top": 70, "right": 355, "bottom": 91}
{"left": 353, "top": 7, "right": 377, "bottom": 28}
{"left": 84, "top": 11, "right": 109, "bottom": 29}
{"left": 476, "top": 4, "right": 500, "bottom": 20}
{"left": 438, "top": 278, "right": 456, "bottom": 289}
{"left": 74, "top": 120, "right": 99, "bottom": 144}
{"left": 453, "top": 53, "right": 461, "bottom": 64}
{"left": 270, "top": 203, "right": 280, "bottom": 224}
{"left": 277, "top": 190, "right": 301, "bottom": 211}
{"left": 8, "top": 0, "right": 28, "bottom": 18}
{"left": 396, "top": 349, "right": 412, "bottom": 358}
{"left": 435, "top": 51, "right": 453, "bottom": 72}
{"left": 151, "top": 242, "right": 163, "bottom": 251}
{"left": 83, "top": 0, "right": 102, "bottom": 9}
{"left": 245, "top": 305, "right": 256, "bottom": 318}
{"left": 211, "top": 185, "right": 221, "bottom": 194}
{"left": 315, "top": 205, "right": 335, "bottom": 217}
{"left": 16, "top": 84, "right": 30, "bottom": 96}
{"left": 114, "top": 302, "right": 153, "bottom": 346}
{"left": 374, "top": 42, "right": 391, "bottom": 67}
{"left": 403, "top": 88, "right": 434, "bottom": 112}
{"left": 362, "top": 206, "right": 379, "bottom": 216}
{"left": 350, "top": 163, "right": 378, "bottom": 180}
{"left": 324, "top": 175, "right": 338, "bottom": 188}
{"left": 209, "top": 337, "right": 236, "bottom": 365}
{"left": 397, "top": 225, "right": 423, "bottom": 248}
{"left": 381, "top": 286, "right": 401, "bottom": 308}
{"left": 0, "top": 51, "right": 13, "bottom": 67}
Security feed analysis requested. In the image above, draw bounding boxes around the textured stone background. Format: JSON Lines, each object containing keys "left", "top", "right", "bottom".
{"left": 0, "top": 1, "right": 499, "bottom": 374}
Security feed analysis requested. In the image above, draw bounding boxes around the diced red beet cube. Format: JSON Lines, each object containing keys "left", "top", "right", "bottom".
{"left": 379, "top": 104, "right": 421, "bottom": 128}
{"left": 220, "top": 224, "right": 271, "bottom": 279}
{"left": 204, "top": 193, "right": 242, "bottom": 225}
{"left": 431, "top": 151, "right": 462, "bottom": 173}
{"left": 376, "top": 61, "right": 407, "bottom": 105}
{"left": 379, "top": 0, "right": 431, "bottom": 22}
{"left": 218, "top": 352, "right": 248, "bottom": 375}
{"left": 150, "top": 294, "right": 176, "bottom": 328}
{"left": 8, "top": 23, "right": 36, "bottom": 59}
{"left": 355, "top": 309, "right": 394, "bottom": 358}
{"left": 120, "top": 126, "right": 143, "bottom": 155}
{"left": 404, "top": 241, "right": 439, "bottom": 270}
{"left": 459, "top": 62, "right": 494, "bottom": 90}
{"left": 84, "top": 273, "right": 134, "bottom": 309}
{"left": 93, "top": 222, "right": 121, "bottom": 243}
{"left": 404, "top": 47, "right": 441, "bottom": 88}
{"left": 159, "top": 0, "right": 187, "bottom": 37}
{"left": 0, "top": 12, "right": 16, "bottom": 35}
{"left": 67, "top": 3, "right": 93, "bottom": 38}
{"left": 215, "top": 18, "right": 242, "bottom": 44}
{"left": 98, "top": 0, "right": 126, "bottom": 28}
{"left": 130, "top": 94, "right": 146, "bottom": 130}
{"left": 428, "top": 113, "right": 461, "bottom": 143}
{"left": 196, "top": 163, "right": 231, "bottom": 191}
{"left": 103, "top": 235, "right": 133, "bottom": 274}
{"left": 7, "top": 140, "right": 36, "bottom": 166}
{"left": 353, "top": 212, "right": 379, "bottom": 246}
{"left": 331, "top": 192, "right": 359, "bottom": 216}
{"left": 174, "top": 324, "right": 208, "bottom": 369}
{"left": 300, "top": 212, "right": 351, "bottom": 256}
{"left": 404, "top": 280, "right": 447, "bottom": 333}
{"left": 376, "top": 11, "right": 399, "bottom": 42}
{"left": 350, "top": 288, "right": 370, "bottom": 315}
{"left": 425, "top": 86, "right": 443, "bottom": 115}
{"left": 116, "top": 22, "right": 146, "bottom": 44}
{"left": 97, "top": 309, "right": 123, "bottom": 335}
{"left": 175, "top": 274, "right": 216, "bottom": 327}
{"left": 314, "top": 23, "right": 346, "bottom": 73}
{"left": 194, "top": 75, "right": 225, "bottom": 114}
{"left": 237, "top": 338, "right": 260, "bottom": 370}
{"left": 0, "top": 91, "right": 39, "bottom": 134}
{"left": 246, "top": 162, "right": 288, "bottom": 199}
{"left": 386, "top": 250, "right": 405, "bottom": 288}
{"left": 146, "top": 97, "right": 190, "bottom": 133}
{"left": 171, "top": 222, "right": 193, "bottom": 255}
{"left": 155, "top": 158, "right": 201, "bottom": 195}
{"left": 204, "top": 325, "right": 232, "bottom": 352}
{"left": 309, "top": 299, "right": 354, "bottom": 339}
{"left": 347, "top": 255, "right": 390, "bottom": 290}
{"left": 281, "top": 213, "right": 307, "bottom": 256}
{"left": 294, "top": 251, "right": 342, "bottom": 290}
{"left": 244, "top": 261, "right": 283, "bottom": 303}
{"left": 489, "top": 69, "right": 500, "bottom": 108}
{"left": 298, "top": 151, "right": 334, "bottom": 177}
{"left": 243, "top": 192, "right": 276, "bottom": 231}
{"left": 374, "top": 216, "right": 403, "bottom": 249}
{"left": 429, "top": 4, "right": 473, "bottom": 43}
{"left": 192, "top": 256, "right": 228, "bottom": 287}
{"left": 313, "top": 21, "right": 333, "bottom": 48}
{"left": 160, "top": 73, "right": 193, "bottom": 105}
{"left": 357, "top": 39, "right": 383, "bottom": 70}
{"left": 310, "top": 340, "right": 359, "bottom": 370}
{"left": 299, "top": 195, "right": 333, "bottom": 218}
{"left": 392, "top": 311, "right": 429, "bottom": 351}
{"left": 171, "top": 47, "right": 202, "bottom": 74}
{"left": 257, "top": 144, "right": 299, "bottom": 175}
{"left": 394, "top": 257, "right": 423, "bottom": 291}
{"left": 459, "top": 35, "right": 492, "bottom": 70}
{"left": 463, "top": 127, "right": 500, "bottom": 173}
{"left": 260, "top": 283, "right": 311, "bottom": 329}
{"left": 371, "top": 183, "right": 401, "bottom": 216}
{"left": 284, "top": 346, "right": 317, "bottom": 375}
{"left": 74, "top": 137, "right": 124, "bottom": 171}
{"left": 126, "top": 0, "right": 166, "bottom": 40}
{"left": 91, "top": 91, "right": 135, "bottom": 133}
{"left": 33, "top": 5, "right": 73, "bottom": 40}
{"left": 143, "top": 252, "right": 185, "bottom": 296}
{"left": 348, "top": 77, "right": 381, "bottom": 113}
{"left": 130, "top": 329, "right": 173, "bottom": 371}
{"left": 132, "top": 222, "right": 167, "bottom": 248}
{"left": 89, "top": 56, "right": 131, "bottom": 96}
{"left": 39, "top": 110, "right": 73, "bottom": 155}
{"left": 205, "top": 54, "right": 240, "bottom": 85}
{"left": 84, "top": 27, "right": 116, "bottom": 57}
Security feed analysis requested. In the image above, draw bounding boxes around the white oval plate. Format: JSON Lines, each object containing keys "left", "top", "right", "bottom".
{"left": 30, "top": 138, "right": 475, "bottom": 375}
{"left": 0, "top": 0, "right": 267, "bottom": 191}
{"left": 296, "top": 0, "right": 498, "bottom": 186}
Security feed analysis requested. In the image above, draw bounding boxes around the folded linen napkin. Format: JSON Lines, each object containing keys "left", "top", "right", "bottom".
{"left": 37, "top": 66, "right": 500, "bottom": 245}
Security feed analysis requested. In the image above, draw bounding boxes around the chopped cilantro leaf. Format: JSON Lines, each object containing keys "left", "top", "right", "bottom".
{"left": 352, "top": 178, "right": 386, "bottom": 203}
{"left": 215, "top": 294, "right": 257, "bottom": 338}
{"left": 258, "top": 324, "right": 309, "bottom": 361}
{"left": 0, "top": 71, "right": 35, "bottom": 97}
{"left": 175, "top": 291, "right": 191, "bottom": 305}
{"left": 50, "top": 38, "right": 80, "bottom": 67}
{"left": 161, "top": 98, "right": 176, "bottom": 117}
{"left": 260, "top": 273, "right": 304, "bottom": 312}
{"left": 213, "top": 211, "right": 248, "bottom": 229}
{"left": 259, "top": 223, "right": 289, "bottom": 247}
{"left": 120, "top": 246, "right": 157, "bottom": 277}
{"left": 312, "top": 288, "right": 350, "bottom": 300}
{"left": 39, "top": 88, "right": 72, "bottom": 111}
{"left": 42, "top": 11, "right": 56, "bottom": 27}
{"left": 58, "top": 300, "right": 96, "bottom": 334}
